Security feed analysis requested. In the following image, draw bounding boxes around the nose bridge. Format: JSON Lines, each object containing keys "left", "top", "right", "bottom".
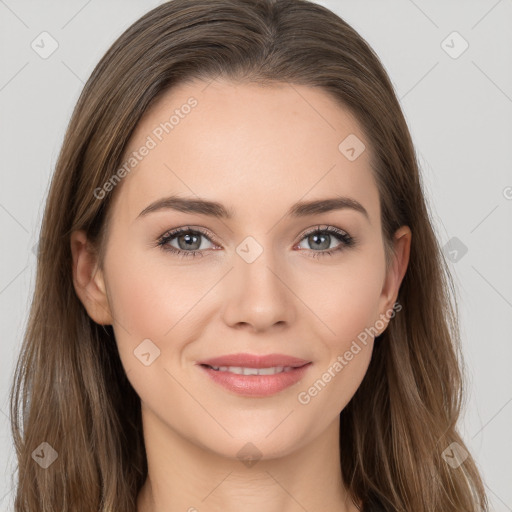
{"left": 221, "top": 234, "right": 295, "bottom": 331}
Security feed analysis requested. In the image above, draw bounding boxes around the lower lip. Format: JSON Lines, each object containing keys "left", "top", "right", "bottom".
{"left": 198, "top": 363, "right": 312, "bottom": 397}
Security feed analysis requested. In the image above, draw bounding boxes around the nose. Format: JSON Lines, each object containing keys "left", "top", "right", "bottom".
{"left": 220, "top": 245, "right": 296, "bottom": 333}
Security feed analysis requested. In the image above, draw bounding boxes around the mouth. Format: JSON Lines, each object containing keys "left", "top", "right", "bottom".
{"left": 201, "top": 364, "right": 302, "bottom": 375}
{"left": 198, "top": 362, "right": 312, "bottom": 397}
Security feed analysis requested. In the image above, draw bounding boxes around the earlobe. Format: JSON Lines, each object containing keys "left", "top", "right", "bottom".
{"left": 70, "top": 230, "right": 113, "bottom": 325}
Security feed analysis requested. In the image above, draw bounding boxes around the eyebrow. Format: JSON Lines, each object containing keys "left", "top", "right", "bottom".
{"left": 137, "top": 195, "right": 370, "bottom": 222}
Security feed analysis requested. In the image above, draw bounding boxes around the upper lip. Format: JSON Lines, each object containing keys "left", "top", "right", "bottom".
{"left": 198, "top": 353, "right": 311, "bottom": 369}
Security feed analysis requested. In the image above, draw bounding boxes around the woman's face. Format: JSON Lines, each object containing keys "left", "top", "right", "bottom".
{"left": 73, "top": 78, "right": 409, "bottom": 460}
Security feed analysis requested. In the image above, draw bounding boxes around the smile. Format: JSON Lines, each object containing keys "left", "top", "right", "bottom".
{"left": 205, "top": 365, "right": 296, "bottom": 375}
{"left": 198, "top": 362, "right": 312, "bottom": 397}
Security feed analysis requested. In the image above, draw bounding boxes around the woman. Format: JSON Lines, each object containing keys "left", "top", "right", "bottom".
{"left": 9, "top": 0, "right": 488, "bottom": 510}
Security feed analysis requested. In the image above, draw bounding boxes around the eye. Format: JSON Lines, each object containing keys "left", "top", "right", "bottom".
{"left": 156, "top": 226, "right": 217, "bottom": 259}
{"left": 295, "top": 225, "right": 355, "bottom": 258}
{"left": 156, "top": 224, "right": 356, "bottom": 259}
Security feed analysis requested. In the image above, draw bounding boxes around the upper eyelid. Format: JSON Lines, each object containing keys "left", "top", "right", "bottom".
{"left": 302, "top": 224, "right": 349, "bottom": 236}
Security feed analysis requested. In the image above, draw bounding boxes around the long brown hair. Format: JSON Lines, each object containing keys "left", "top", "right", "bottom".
{"left": 9, "top": 0, "right": 488, "bottom": 510}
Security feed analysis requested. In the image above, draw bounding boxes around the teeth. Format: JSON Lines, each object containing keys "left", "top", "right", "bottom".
{"left": 208, "top": 365, "right": 294, "bottom": 375}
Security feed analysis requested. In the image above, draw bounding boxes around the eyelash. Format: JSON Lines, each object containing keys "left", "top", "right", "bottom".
{"left": 156, "top": 225, "right": 356, "bottom": 259}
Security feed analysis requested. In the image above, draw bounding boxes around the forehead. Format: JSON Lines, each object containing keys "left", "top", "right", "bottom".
{"left": 111, "top": 78, "right": 379, "bottom": 225}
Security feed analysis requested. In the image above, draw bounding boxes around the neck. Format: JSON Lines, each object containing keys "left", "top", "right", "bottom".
{"left": 136, "top": 404, "right": 360, "bottom": 512}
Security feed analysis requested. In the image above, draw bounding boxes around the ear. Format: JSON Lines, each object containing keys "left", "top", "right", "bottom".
{"left": 376, "top": 225, "right": 411, "bottom": 334}
{"left": 70, "top": 230, "right": 113, "bottom": 325}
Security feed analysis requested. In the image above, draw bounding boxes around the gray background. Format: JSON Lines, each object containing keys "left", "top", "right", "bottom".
{"left": 1, "top": 0, "right": 511, "bottom": 510}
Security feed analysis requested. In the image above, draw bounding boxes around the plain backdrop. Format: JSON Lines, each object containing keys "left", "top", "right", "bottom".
{"left": 0, "top": 0, "right": 511, "bottom": 510}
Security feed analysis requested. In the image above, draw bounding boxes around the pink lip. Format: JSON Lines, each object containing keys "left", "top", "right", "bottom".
{"left": 196, "top": 353, "right": 312, "bottom": 397}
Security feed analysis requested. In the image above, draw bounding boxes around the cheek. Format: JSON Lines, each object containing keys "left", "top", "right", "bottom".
{"left": 297, "top": 286, "right": 378, "bottom": 422}
{"left": 102, "top": 249, "right": 178, "bottom": 371}
{"left": 103, "top": 246, "right": 220, "bottom": 388}
{"left": 103, "top": 251, "right": 197, "bottom": 409}
{"left": 295, "top": 250, "right": 384, "bottom": 409}
{"left": 303, "top": 248, "right": 386, "bottom": 347}
{"left": 105, "top": 246, "right": 205, "bottom": 337}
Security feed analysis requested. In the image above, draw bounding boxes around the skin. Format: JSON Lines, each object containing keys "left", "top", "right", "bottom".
{"left": 71, "top": 78, "right": 411, "bottom": 512}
